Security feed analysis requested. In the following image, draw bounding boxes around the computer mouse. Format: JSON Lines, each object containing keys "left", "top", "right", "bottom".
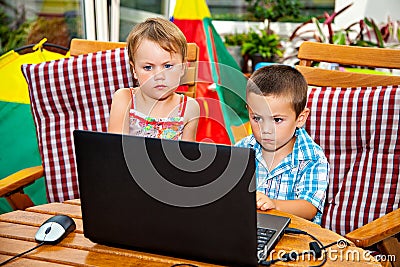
{"left": 35, "top": 215, "right": 76, "bottom": 244}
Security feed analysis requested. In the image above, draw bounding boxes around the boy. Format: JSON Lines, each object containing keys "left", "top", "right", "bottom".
{"left": 236, "top": 65, "right": 329, "bottom": 224}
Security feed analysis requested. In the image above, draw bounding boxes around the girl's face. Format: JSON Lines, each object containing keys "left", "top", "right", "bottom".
{"left": 131, "top": 39, "right": 185, "bottom": 100}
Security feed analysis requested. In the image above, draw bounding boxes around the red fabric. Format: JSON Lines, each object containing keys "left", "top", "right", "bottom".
{"left": 305, "top": 86, "right": 400, "bottom": 235}
{"left": 22, "top": 48, "right": 133, "bottom": 202}
{"left": 174, "top": 19, "right": 212, "bottom": 83}
{"left": 174, "top": 19, "right": 230, "bottom": 144}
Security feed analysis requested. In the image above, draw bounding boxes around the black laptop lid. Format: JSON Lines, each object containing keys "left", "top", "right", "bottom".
{"left": 74, "top": 130, "right": 257, "bottom": 266}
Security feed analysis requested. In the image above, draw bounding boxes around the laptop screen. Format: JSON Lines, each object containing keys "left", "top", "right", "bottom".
{"left": 74, "top": 130, "right": 258, "bottom": 266}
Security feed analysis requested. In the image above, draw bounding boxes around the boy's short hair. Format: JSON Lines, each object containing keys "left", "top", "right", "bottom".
{"left": 126, "top": 17, "right": 187, "bottom": 64}
{"left": 247, "top": 65, "right": 308, "bottom": 117}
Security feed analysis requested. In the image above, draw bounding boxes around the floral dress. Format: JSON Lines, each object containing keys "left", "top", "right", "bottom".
{"left": 129, "top": 88, "right": 187, "bottom": 140}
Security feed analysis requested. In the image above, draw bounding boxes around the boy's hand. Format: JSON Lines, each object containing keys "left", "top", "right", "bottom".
{"left": 256, "top": 192, "right": 276, "bottom": 211}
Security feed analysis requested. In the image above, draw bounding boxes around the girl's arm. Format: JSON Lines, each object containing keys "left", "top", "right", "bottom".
{"left": 108, "top": 88, "right": 132, "bottom": 134}
{"left": 181, "top": 97, "right": 200, "bottom": 142}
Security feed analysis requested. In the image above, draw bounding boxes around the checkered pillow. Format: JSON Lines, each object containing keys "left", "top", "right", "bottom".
{"left": 305, "top": 86, "right": 400, "bottom": 236}
{"left": 22, "top": 48, "right": 133, "bottom": 202}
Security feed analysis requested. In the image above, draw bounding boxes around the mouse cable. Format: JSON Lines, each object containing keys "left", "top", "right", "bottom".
{"left": 259, "top": 228, "right": 349, "bottom": 267}
{"left": 284, "top": 227, "right": 334, "bottom": 267}
{"left": 0, "top": 241, "right": 45, "bottom": 266}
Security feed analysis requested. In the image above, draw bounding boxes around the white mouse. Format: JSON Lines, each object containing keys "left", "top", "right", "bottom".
{"left": 35, "top": 215, "right": 76, "bottom": 244}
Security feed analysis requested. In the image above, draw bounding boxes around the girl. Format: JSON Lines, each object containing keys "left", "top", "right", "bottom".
{"left": 108, "top": 17, "right": 200, "bottom": 141}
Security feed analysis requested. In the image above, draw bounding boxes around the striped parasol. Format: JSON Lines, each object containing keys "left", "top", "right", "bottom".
{"left": 171, "top": 0, "right": 249, "bottom": 145}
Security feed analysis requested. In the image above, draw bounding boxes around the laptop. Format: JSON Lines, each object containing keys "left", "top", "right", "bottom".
{"left": 73, "top": 130, "right": 290, "bottom": 266}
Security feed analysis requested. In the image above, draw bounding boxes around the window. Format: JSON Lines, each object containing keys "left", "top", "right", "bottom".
{"left": 0, "top": 0, "right": 84, "bottom": 55}
{"left": 207, "top": 0, "right": 335, "bottom": 21}
{"left": 119, "top": 0, "right": 168, "bottom": 41}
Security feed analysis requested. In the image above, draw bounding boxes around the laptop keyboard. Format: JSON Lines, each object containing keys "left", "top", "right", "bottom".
{"left": 257, "top": 227, "right": 276, "bottom": 252}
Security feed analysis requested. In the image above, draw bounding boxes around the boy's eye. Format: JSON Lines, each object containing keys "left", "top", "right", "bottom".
{"left": 252, "top": 116, "right": 261, "bottom": 122}
{"left": 164, "top": 64, "right": 173, "bottom": 69}
{"left": 143, "top": 65, "right": 152, "bottom": 71}
{"left": 274, "top": 118, "right": 283, "bottom": 123}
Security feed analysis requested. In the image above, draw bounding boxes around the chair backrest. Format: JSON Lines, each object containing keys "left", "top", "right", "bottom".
{"left": 297, "top": 41, "right": 400, "bottom": 236}
{"left": 70, "top": 39, "right": 199, "bottom": 98}
{"left": 297, "top": 41, "right": 400, "bottom": 87}
{"left": 21, "top": 39, "right": 198, "bottom": 203}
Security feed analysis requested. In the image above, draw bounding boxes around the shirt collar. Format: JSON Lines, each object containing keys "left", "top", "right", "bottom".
{"left": 248, "top": 127, "right": 318, "bottom": 170}
{"left": 291, "top": 127, "right": 318, "bottom": 165}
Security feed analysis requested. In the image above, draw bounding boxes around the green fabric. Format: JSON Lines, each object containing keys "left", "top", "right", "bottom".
{"left": 0, "top": 101, "right": 47, "bottom": 214}
{"left": 202, "top": 18, "right": 249, "bottom": 142}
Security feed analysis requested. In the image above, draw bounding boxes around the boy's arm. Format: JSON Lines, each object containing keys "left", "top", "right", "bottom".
{"left": 273, "top": 199, "right": 317, "bottom": 220}
{"left": 256, "top": 192, "right": 317, "bottom": 220}
{"left": 257, "top": 156, "right": 329, "bottom": 221}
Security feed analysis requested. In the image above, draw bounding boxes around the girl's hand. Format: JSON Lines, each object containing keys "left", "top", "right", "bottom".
{"left": 256, "top": 191, "right": 276, "bottom": 211}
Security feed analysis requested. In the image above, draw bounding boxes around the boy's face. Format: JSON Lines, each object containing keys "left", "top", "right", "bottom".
{"left": 131, "top": 39, "right": 185, "bottom": 100}
{"left": 247, "top": 92, "right": 309, "bottom": 153}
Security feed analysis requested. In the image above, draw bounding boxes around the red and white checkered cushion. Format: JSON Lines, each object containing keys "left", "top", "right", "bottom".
{"left": 305, "top": 86, "right": 400, "bottom": 236}
{"left": 22, "top": 48, "right": 133, "bottom": 202}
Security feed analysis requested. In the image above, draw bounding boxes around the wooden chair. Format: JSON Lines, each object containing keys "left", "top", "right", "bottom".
{"left": 297, "top": 41, "right": 400, "bottom": 267}
{"left": 0, "top": 39, "right": 199, "bottom": 210}
{"left": 297, "top": 41, "right": 400, "bottom": 87}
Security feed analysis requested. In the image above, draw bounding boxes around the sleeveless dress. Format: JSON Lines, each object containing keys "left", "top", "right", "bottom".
{"left": 129, "top": 88, "right": 187, "bottom": 140}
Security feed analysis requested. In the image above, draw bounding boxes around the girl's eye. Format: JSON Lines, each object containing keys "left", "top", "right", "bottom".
{"left": 274, "top": 118, "right": 283, "bottom": 123}
{"left": 252, "top": 116, "right": 261, "bottom": 122}
{"left": 164, "top": 64, "right": 173, "bottom": 69}
{"left": 143, "top": 66, "right": 152, "bottom": 71}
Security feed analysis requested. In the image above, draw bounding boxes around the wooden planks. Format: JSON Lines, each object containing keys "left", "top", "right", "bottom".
{"left": 0, "top": 202, "right": 380, "bottom": 266}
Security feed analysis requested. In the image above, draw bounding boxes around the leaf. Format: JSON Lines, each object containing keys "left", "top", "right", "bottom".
{"left": 333, "top": 31, "right": 346, "bottom": 45}
{"left": 370, "top": 18, "right": 384, "bottom": 47}
{"left": 312, "top": 17, "right": 326, "bottom": 43}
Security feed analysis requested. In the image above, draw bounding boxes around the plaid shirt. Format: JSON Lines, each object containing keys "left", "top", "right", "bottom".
{"left": 235, "top": 127, "right": 329, "bottom": 225}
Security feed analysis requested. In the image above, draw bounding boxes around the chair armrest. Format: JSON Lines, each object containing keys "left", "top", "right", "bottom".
{"left": 0, "top": 166, "right": 44, "bottom": 197}
{"left": 345, "top": 208, "right": 400, "bottom": 247}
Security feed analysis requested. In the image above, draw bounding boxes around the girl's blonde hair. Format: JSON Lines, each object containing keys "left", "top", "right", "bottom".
{"left": 126, "top": 17, "right": 187, "bottom": 65}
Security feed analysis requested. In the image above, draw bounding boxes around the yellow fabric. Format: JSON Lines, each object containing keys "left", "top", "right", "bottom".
{"left": 0, "top": 47, "right": 68, "bottom": 104}
{"left": 173, "top": 0, "right": 211, "bottom": 20}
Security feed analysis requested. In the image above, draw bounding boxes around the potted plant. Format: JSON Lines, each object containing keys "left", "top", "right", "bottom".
{"left": 224, "top": 32, "right": 248, "bottom": 71}
{"left": 284, "top": 3, "right": 400, "bottom": 65}
{"left": 241, "top": 27, "right": 284, "bottom": 72}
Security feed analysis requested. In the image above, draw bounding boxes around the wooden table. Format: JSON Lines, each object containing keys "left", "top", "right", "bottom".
{"left": 0, "top": 200, "right": 380, "bottom": 266}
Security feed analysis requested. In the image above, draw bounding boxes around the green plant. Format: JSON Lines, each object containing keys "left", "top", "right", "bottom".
{"left": 241, "top": 28, "right": 283, "bottom": 61}
{"left": 0, "top": 4, "right": 31, "bottom": 55}
{"left": 245, "top": 0, "right": 303, "bottom": 23}
{"left": 349, "top": 17, "right": 400, "bottom": 48}
{"left": 224, "top": 32, "right": 248, "bottom": 46}
{"left": 289, "top": 3, "right": 353, "bottom": 44}
{"left": 283, "top": 3, "right": 400, "bottom": 66}
{"left": 289, "top": 3, "right": 400, "bottom": 48}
